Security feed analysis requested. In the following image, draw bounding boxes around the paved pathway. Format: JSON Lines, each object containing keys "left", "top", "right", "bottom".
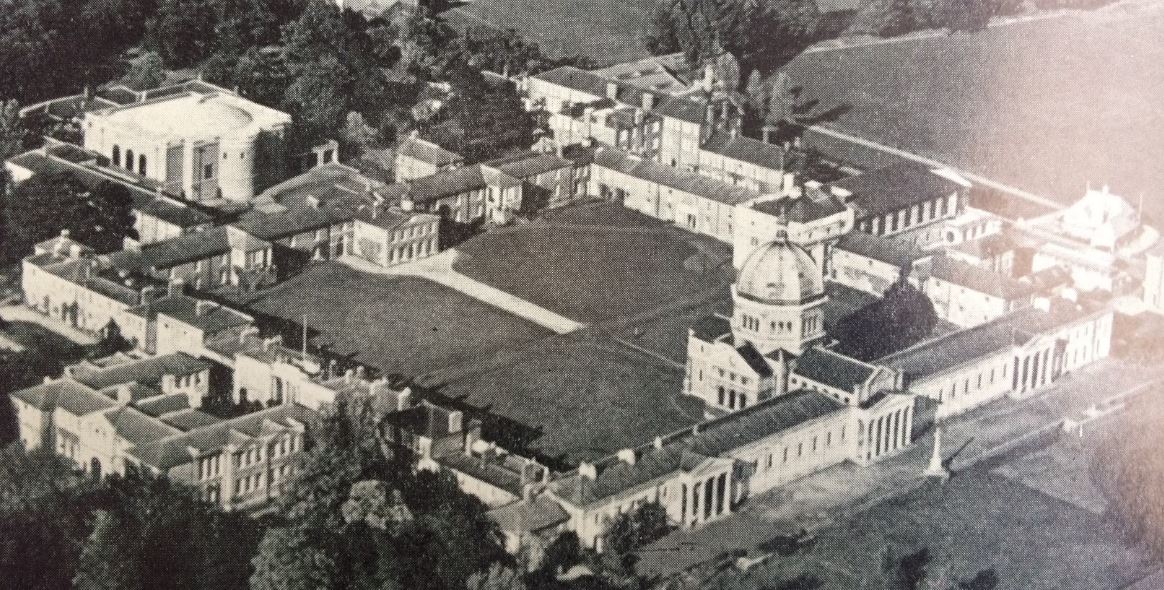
{"left": 0, "top": 304, "right": 98, "bottom": 345}
{"left": 338, "top": 252, "right": 585, "bottom": 335}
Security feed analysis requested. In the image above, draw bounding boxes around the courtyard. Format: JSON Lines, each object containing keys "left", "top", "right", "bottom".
{"left": 454, "top": 203, "right": 731, "bottom": 324}
{"left": 237, "top": 261, "right": 552, "bottom": 377}
{"left": 429, "top": 331, "right": 704, "bottom": 465}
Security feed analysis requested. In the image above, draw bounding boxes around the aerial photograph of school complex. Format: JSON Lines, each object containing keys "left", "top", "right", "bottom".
{"left": 1, "top": 0, "right": 1163, "bottom": 588}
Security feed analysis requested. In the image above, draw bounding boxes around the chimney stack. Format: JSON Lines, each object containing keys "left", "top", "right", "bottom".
{"left": 239, "top": 325, "right": 260, "bottom": 343}
{"left": 195, "top": 300, "right": 216, "bottom": 317}
{"left": 616, "top": 448, "right": 636, "bottom": 465}
{"left": 641, "top": 93, "right": 655, "bottom": 111}
{"left": 263, "top": 335, "right": 282, "bottom": 351}
{"left": 397, "top": 387, "right": 412, "bottom": 411}
{"left": 168, "top": 278, "right": 184, "bottom": 297}
{"left": 606, "top": 81, "right": 618, "bottom": 100}
{"left": 654, "top": 436, "right": 664, "bottom": 450}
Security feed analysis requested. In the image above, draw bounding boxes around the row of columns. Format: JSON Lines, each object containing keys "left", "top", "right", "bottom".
{"left": 865, "top": 406, "right": 911, "bottom": 461}
{"left": 1014, "top": 347, "right": 1054, "bottom": 393}
{"left": 683, "top": 472, "right": 730, "bottom": 526}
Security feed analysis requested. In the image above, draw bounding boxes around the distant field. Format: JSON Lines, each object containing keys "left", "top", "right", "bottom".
{"left": 730, "top": 470, "right": 1153, "bottom": 589}
{"left": 241, "top": 262, "right": 550, "bottom": 378}
{"left": 435, "top": 332, "right": 702, "bottom": 464}
{"left": 445, "top": 0, "right": 653, "bottom": 65}
{"left": 787, "top": 3, "right": 1164, "bottom": 220}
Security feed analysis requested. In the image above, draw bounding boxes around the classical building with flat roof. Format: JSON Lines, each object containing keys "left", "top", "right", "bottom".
{"left": 81, "top": 81, "right": 292, "bottom": 202}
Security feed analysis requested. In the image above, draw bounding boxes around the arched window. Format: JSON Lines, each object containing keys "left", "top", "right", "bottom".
{"left": 125, "top": 149, "right": 134, "bottom": 171}
{"left": 139, "top": 154, "right": 147, "bottom": 175}
{"left": 112, "top": 145, "right": 121, "bottom": 167}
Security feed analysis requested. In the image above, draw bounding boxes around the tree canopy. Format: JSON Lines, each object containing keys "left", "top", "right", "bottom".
{"left": 2, "top": 173, "right": 138, "bottom": 261}
{"left": 829, "top": 279, "right": 937, "bottom": 361}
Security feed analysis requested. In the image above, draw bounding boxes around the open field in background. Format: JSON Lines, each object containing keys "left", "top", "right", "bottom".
{"left": 445, "top": 0, "right": 653, "bottom": 65}
{"left": 240, "top": 262, "right": 552, "bottom": 377}
{"left": 788, "top": 2, "right": 1164, "bottom": 220}
{"left": 434, "top": 332, "right": 703, "bottom": 465}
{"left": 455, "top": 207, "right": 728, "bottom": 324}
{"left": 725, "top": 469, "right": 1154, "bottom": 590}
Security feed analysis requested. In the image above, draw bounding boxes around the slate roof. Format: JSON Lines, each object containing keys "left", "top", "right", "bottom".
{"left": 752, "top": 190, "right": 849, "bottom": 224}
{"left": 879, "top": 300, "right": 1102, "bottom": 379}
{"left": 487, "top": 151, "right": 571, "bottom": 179}
{"left": 489, "top": 494, "right": 569, "bottom": 533}
{"left": 836, "top": 231, "right": 926, "bottom": 267}
{"left": 160, "top": 409, "right": 223, "bottom": 431}
{"left": 128, "top": 404, "right": 317, "bottom": 471}
{"left": 793, "top": 347, "right": 876, "bottom": 392}
{"left": 101, "top": 406, "right": 182, "bottom": 446}
{"left": 928, "top": 256, "right": 1033, "bottom": 299}
{"left": 831, "top": 162, "right": 966, "bottom": 219}
{"left": 551, "top": 390, "right": 844, "bottom": 506}
{"left": 397, "top": 136, "right": 464, "bottom": 167}
{"left": 690, "top": 315, "right": 732, "bottom": 341}
{"left": 134, "top": 393, "right": 192, "bottom": 417}
{"left": 654, "top": 96, "right": 707, "bottom": 124}
{"left": 114, "top": 227, "right": 233, "bottom": 270}
{"left": 403, "top": 165, "right": 488, "bottom": 203}
{"left": 593, "top": 147, "right": 759, "bottom": 205}
{"left": 701, "top": 132, "right": 785, "bottom": 170}
{"left": 55, "top": 380, "right": 120, "bottom": 416}
{"left": 69, "top": 353, "right": 210, "bottom": 390}
{"left": 533, "top": 66, "right": 608, "bottom": 98}
{"left": 127, "top": 294, "right": 253, "bottom": 334}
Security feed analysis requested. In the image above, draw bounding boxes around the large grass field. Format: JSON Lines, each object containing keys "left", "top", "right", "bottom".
{"left": 716, "top": 468, "right": 1154, "bottom": 589}
{"left": 240, "top": 262, "right": 552, "bottom": 378}
{"left": 787, "top": 2, "right": 1164, "bottom": 220}
{"left": 454, "top": 206, "right": 726, "bottom": 323}
{"left": 444, "top": 0, "right": 653, "bottom": 65}
{"left": 432, "top": 332, "right": 703, "bottom": 465}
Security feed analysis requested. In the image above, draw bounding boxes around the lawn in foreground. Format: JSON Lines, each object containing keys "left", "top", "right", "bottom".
{"left": 433, "top": 333, "right": 703, "bottom": 465}
{"left": 722, "top": 469, "right": 1152, "bottom": 589}
{"left": 240, "top": 262, "right": 552, "bottom": 378}
{"left": 787, "top": 4, "right": 1164, "bottom": 219}
{"left": 454, "top": 222, "right": 718, "bottom": 323}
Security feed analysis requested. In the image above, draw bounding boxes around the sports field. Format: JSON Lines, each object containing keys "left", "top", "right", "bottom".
{"left": 787, "top": 2, "right": 1164, "bottom": 219}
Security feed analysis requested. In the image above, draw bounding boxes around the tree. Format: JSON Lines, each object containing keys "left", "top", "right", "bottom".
{"left": 935, "top": 0, "right": 996, "bottom": 33}
{"left": 91, "top": 320, "right": 131, "bottom": 359}
{"left": 73, "top": 511, "right": 142, "bottom": 590}
{"left": 0, "top": 99, "right": 21, "bottom": 255}
{"left": 540, "top": 531, "right": 581, "bottom": 576}
{"left": 146, "top": 0, "right": 219, "bottom": 67}
{"left": 250, "top": 526, "right": 339, "bottom": 590}
{"left": 467, "top": 563, "right": 527, "bottom": 590}
{"left": 120, "top": 52, "right": 167, "bottom": 91}
{"left": 649, "top": 0, "right": 820, "bottom": 89}
{"left": 643, "top": 0, "right": 681, "bottom": 55}
{"left": 850, "top": 0, "right": 925, "bottom": 38}
{"left": 959, "top": 569, "right": 1000, "bottom": 590}
{"left": 893, "top": 547, "right": 931, "bottom": 590}
{"left": 829, "top": 278, "right": 937, "bottom": 361}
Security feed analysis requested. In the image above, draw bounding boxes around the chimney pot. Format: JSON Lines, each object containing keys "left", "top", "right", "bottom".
{"left": 654, "top": 436, "right": 664, "bottom": 450}
{"left": 606, "top": 81, "right": 618, "bottom": 100}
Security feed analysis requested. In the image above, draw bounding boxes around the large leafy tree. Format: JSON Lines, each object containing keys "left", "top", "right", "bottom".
{"left": 2, "top": 172, "right": 137, "bottom": 261}
{"left": 647, "top": 0, "right": 820, "bottom": 88}
{"left": 829, "top": 279, "right": 937, "bottom": 361}
{"left": 146, "top": 0, "right": 219, "bottom": 68}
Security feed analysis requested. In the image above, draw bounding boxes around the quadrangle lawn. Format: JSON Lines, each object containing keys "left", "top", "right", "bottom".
{"left": 239, "top": 262, "right": 552, "bottom": 378}
{"left": 454, "top": 222, "right": 722, "bottom": 324}
{"left": 433, "top": 333, "right": 704, "bottom": 465}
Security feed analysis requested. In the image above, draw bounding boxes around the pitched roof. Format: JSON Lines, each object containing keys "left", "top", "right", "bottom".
{"left": 736, "top": 342, "right": 774, "bottom": 378}
{"left": 486, "top": 151, "right": 571, "bottom": 179}
{"left": 793, "top": 347, "right": 876, "bottom": 392}
{"left": 593, "top": 147, "right": 759, "bottom": 205}
{"left": 127, "top": 404, "right": 317, "bottom": 471}
{"left": 69, "top": 353, "right": 210, "bottom": 390}
{"left": 690, "top": 315, "right": 732, "bottom": 341}
{"left": 397, "top": 136, "right": 463, "bottom": 167}
{"left": 402, "top": 165, "right": 487, "bottom": 203}
{"left": 831, "top": 162, "right": 967, "bottom": 219}
{"left": 751, "top": 190, "right": 849, "bottom": 224}
{"left": 127, "top": 294, "right": 254, "bottom": 334}
{"left": 489, "top": 494, "right": 569, "bottom": 533}
{"left": 54, "top": 380, "right": 119, "bottom": 416}
{"left": 836, "top": 231, "right": 927, "bottom": 267}
{"left": 879, "top": 300, "right": 1102, "bottom": 379}
{"left": 701, "top": 132, "right": 785, "bottom": 171}
{"left": 101, "top": 406, "right": 182, "bottom": 446}
{"left": 551, "top": 390, "right": 843, "bottom": 506}
{"left": 134, "top": 393, "right": 192, "bottom": 417}
{"left": 533, "top": 66, "right": 608, "bottom": 97}
{"left": 654, "top": 96, "right": 707, "bottom": 124}
{"left": 928, "top": 256, "right": 1033, "bottom": 299}
{"left": 127, "top": 226, "right": 233, "bottom": 269}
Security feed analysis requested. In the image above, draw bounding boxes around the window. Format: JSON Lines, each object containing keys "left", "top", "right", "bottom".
{"left": 112, "top": 145, "right": 121, "bottom": 167}
{"left": 139, "top": 154, "right": 147, "bottom": 175}
{"left": 204, "top": 164, "right": 214, "bottom": 179}
{"left": 125, "top": 149, "right": 135, "bottom": 171}
{"left": 797, "top": 443, "right": 803, "bottom": 457}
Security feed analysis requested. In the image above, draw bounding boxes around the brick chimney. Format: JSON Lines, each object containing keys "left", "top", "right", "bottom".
{"left": 195, "top": 300, "right": 216, "bottom": 316}
{"left": 606, "top": 81, "right": 618, "bottom": 100}
{"left": 641, "top": 92, "right": 655, "bottom": 111}
{"left": 168, "top": 278, "right": 184, "bottom": 297}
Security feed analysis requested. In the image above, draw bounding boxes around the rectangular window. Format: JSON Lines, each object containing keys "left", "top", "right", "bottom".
{"left": 204, "top": 164, "right": 214, "bottom": 179}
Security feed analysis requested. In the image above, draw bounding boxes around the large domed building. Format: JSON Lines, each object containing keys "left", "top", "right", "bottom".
{"left": 683, "top": 236, "right": 830, "bottom": 414}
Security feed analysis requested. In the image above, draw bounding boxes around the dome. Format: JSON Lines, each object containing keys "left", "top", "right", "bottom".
{"left": 736, "top": 239, "right": 824, "bottom": 305}
{"left": 114, "top": 94, "right": 256, "bottom": 138}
